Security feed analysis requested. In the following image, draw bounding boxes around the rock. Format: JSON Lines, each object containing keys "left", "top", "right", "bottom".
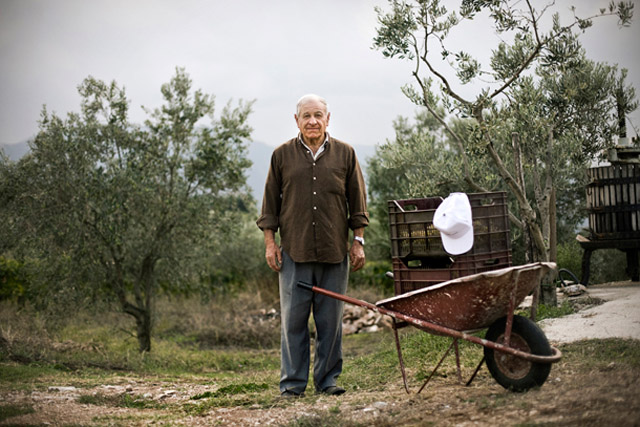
{"left": 561, "top": 284, "right": 587, "bottom": 297}
{"left": 48, "top": 386, "right": 77, "bottom": 392}
{"left": 342, "top": 303, "right": 392, "bottom": 335}
{"left": 342, "top": 323, "right": 359, "bottom": 335}
{"left": 371, "top": 401, "right": 389, "bottom": 409}
{"left": 101, "top": 385, "right": 125, "bottom": 392}
{"left": 159, "top": 390, "right": 177, "bottom": 399}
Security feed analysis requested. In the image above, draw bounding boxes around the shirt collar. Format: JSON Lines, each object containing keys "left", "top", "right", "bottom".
{"left": 298, "top": 133, "right": 330, "bottom": 160}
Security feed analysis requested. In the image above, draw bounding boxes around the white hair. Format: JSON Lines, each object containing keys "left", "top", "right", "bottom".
{"left": 296, "top": 94, "right": 329, "bottom": 116}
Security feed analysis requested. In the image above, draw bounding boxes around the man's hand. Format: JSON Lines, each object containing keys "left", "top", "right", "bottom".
{"left": 263, "top": 229, "right": 282, "bottom": 272}
{"left": 349, "top": 241, "right": 365, "bottom": 272}
{"left": 266, "top": 242, "right": 282, "bottom": 272}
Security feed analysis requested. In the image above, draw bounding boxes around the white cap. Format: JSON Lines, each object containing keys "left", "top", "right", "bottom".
{"left": 433, "top": 192, "right": 474, "bottom": 255}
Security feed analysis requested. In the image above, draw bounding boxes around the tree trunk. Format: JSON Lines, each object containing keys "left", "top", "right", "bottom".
{"left": 485, "top": 139, "right": 547, "bottom": 260}
{"left": 538, "top": 132, "right": 557, "bottom": 306}
{"left": 135, "top": 309, "right": 152, "bottom": 353}
{"left": 538, "top": 187, "right": 558, "bottom": 307}
{"left": 512, "top": 132, "right": 533, "bottom": 263}
{"left": 112, "top": 263, "right": 154, "bottom": 353}
{"left": 122, "top": 302, "right": 152, "bottom": 353}
{"left": 549, "top": 186, "right": 557, "bottom": 263}
{"left": 118, "top": 289, "right": 153, "bottom": 352}
{"left": 484, "top": 129, "right": 556, "bottom": 311}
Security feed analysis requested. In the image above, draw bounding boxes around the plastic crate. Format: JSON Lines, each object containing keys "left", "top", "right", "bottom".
{"left": 388, "top": 192, "right": 512, "bottom": 295}
{"left": 388, "top": 196, "right": 445, "bottom": 259}
{"left": 391, "top": 250, "right": 512, "bottom": 294}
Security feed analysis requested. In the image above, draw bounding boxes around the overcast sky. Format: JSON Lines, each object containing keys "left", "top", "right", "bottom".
{"left": 1, "top": 0, "right": 639, "bottom": 150}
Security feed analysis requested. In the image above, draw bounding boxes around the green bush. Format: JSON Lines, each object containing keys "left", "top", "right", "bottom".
{"left": 0, "top": 257, "right": 28, "bottom": 301}
{"left": 556, "top": 240, "right": 583, "bottom": 278}
{"left": 556, "top": 240, "right": 627, "bottom": 284}
{"left": 348, "top": 260, "right": 394, "bottom": 295}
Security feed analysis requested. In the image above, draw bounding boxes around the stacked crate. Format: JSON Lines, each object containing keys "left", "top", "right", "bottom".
{"left": 388, "top": 192, "right": 512, "bottom": 295}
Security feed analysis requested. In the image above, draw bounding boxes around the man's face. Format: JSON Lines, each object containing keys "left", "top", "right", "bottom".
{"left": 295, "top": 100, "right": 330, "bottom": 144}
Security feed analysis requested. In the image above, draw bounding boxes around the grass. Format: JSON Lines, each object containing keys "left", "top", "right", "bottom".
{"left": 1, "top": 286, "right": 638, "bottom": 425}
{"left": 561, "top": 338, "right": 640, "bottom": 369}
{"left": 0, "top": 403, "right": 35, "bottom": 422}
{"left": 284, "top": 410, "right": 368, "bottom": 427}
{"left": 342, "top": 327, "right": 487, "bottom": 393}
{"left": 0, "top": 294, "right": 575, "bottom": 393}
{"left": 533, "top": 300, "right": 575, "bottom": 320}
{"left": 77, "top": 392, "right": 166, "bottom": 409}
{"left": 191, "top": 382, "right": 269, "bottom": 400}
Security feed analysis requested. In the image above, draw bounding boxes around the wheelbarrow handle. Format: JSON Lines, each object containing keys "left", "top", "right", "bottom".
{"left": 297, "top": 281, "right": 380, "bottom": 311}
{"left": 297, "top": 281, "right": 315, "bottom": 291}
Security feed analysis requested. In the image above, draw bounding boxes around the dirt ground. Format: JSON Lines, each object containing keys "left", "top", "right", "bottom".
{"left": 3, "top": 366, "right": 639, "bottom": 426}
{"left": 3, "top": 282, "right": 640, "bottom": 426}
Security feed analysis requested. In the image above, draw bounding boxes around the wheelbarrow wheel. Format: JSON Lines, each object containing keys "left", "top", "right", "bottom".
{"left": 484, "top": 315, "right": 552, "bottom": 392}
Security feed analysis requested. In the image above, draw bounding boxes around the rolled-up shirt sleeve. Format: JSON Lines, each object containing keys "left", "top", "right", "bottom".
{"left": 347, "top": 147, "right": 369, "bottom": 230}
{"left": 256, "top": 152, "right": 281, "bottom": 231}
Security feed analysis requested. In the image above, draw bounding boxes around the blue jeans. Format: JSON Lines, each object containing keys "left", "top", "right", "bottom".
{"left": 279, "top": 250, "right": 349, "bottom": 394}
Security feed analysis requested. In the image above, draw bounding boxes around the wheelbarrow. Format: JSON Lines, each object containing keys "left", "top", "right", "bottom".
{"left": 298, "top": 262, "right": 562, "bottom": 393}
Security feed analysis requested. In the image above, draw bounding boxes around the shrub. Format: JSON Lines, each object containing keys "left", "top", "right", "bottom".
{"left": 348, "top": 260, "right": 394, "bottom": 296}
{"left": 0, "top": 257, "right": 28, "bottom": 301}
{"left": 556, "top": 240, "right": 627, "bottom": 284}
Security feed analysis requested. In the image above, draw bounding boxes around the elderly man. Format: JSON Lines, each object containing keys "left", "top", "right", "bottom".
{"left": 257, "top": 94, "right": 368, "bottom": 398}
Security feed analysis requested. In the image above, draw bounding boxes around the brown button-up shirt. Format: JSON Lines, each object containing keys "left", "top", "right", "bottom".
{"left": 257, "top": 135, "right": 369, "bottom": 263}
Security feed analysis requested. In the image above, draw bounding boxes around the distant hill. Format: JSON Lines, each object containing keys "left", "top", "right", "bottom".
{"left": 0, "top": 140, "right": 30, "bottom": 161}
{"left": 246, "top": 142, "right": 274, "bottom": 203}
{"left": 0, "top": 139, "right": 378, "bottom": 204}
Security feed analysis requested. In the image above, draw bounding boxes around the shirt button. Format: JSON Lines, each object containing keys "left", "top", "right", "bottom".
{"left": 313, "top": 206, "right": 317, "bottom": 210}
{"left": 313, "top": 191, "right": 317, "bottom": 195}
{"left": 313, "top": 163, "right": 316, "bottom": 166}
{"left": 313, "top": 177, "right": 316, "bottom": 180}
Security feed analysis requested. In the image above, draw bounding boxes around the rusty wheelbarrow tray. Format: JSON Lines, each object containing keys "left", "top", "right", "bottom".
{"left": 298, "top": 262, "right": 562, "bottom": 393}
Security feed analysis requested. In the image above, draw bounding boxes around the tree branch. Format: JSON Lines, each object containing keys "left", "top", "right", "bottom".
{"left": 413, "top": 72, "right": 486, "bottom": 193}
{"left": 489, "top": 1, "right": 542, "bottom": 100}
{"left": 482, "top": 124, "right": 547, "bottom": 260}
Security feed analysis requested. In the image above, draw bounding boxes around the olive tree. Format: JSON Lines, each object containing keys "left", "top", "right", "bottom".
{"left": 372, "top": 0, "right": 635, "bottom": 267}
{"left": 0, "top": 68, "right": 254, "bottom": 352}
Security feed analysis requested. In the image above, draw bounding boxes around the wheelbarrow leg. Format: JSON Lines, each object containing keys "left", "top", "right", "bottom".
{"left": 530, "top": 284, "right": 540, "bottom": 322}
{"left": 504, "top": 268, "right": 523, "bottom": 345}
{"left": 392, "top": 319, "right": 410, "bottom": 394}
{"left": 466, "top": 356, "right": 486, "bottom": 386}
{"left": 417, "top": 339, "right": 457, "bottom": 394}
{"left": 454, "top": 339, "right": 462, "bottom": 383}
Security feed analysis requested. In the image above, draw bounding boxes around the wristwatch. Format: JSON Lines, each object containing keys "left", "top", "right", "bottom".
{"left": 353, "top": 236, "right": 365, "bottom": 246}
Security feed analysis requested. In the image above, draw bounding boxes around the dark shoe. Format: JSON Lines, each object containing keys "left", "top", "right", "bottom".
{"left": 321, "top": 386, "right": 345, "bottom": 396}
{"left": 280, "top": 390, "right": 303, "bottom": 399}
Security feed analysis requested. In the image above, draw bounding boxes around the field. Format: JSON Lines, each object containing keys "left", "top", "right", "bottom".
{"left": 1, "top": 293, "right": 640, "bottom": 426}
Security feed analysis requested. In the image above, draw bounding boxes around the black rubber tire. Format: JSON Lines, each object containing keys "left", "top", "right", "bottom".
{"left": 484, "top": 315, "right": 553, "bottom": 392}
{"left": 558, "top": 268, "right": 581, "bottom": 287}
